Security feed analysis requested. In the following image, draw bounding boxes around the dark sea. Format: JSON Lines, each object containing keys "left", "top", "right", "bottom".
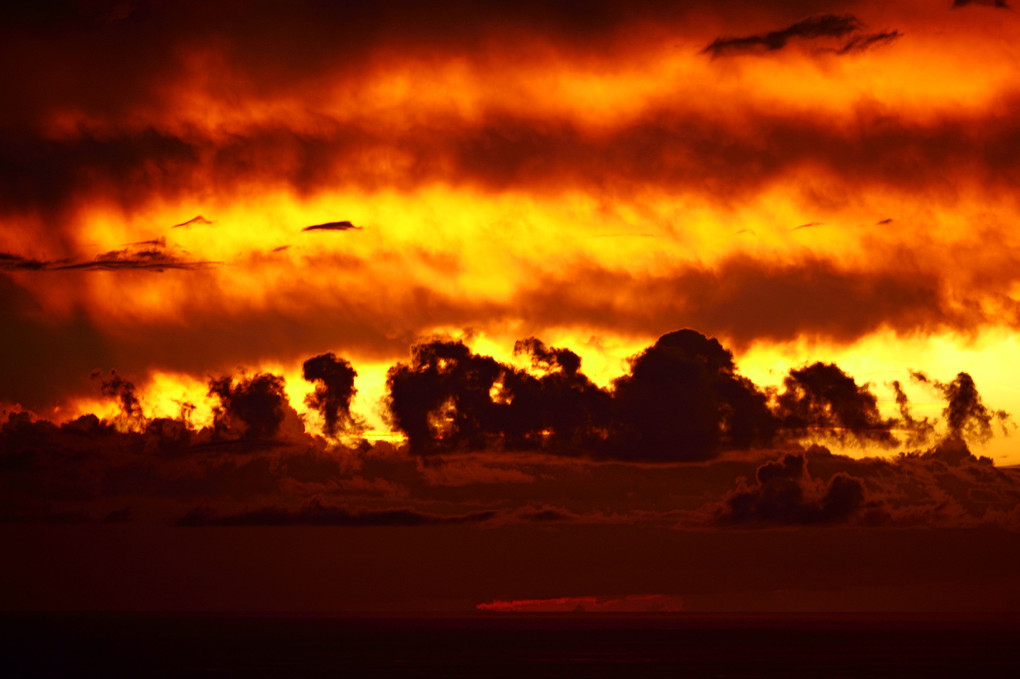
{"left": 2, "top": 612, "right": 1018, "bottom": 678}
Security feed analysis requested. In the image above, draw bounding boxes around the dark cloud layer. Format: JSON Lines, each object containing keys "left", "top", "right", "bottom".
{"left": 774, "top": 362, "right": 896, "bottom": 446}
{"left": 522, "top": 255, "right": 1007, "bottom": 349}
{"left": 6, "top": 93, "right": 1020, "bottom": 225}
{"left": 717, "top": 452, "right": 866, "bottom": 525}
{"left": 710, "top": 439, "right": 1020, "bottom": 528}
{"left": 1, "top": 329, "right": 1016, "bottom": 531}
{"left": 0, "top": 239, "right": 215, "bottom": 272}
{"left": 702, "top": 13, "right": 862, "bottom": 57}
{"left": 385, "top": 330, "right": 982, "bottom": 461}
{"left": 3, "top": 247, "right": 1017, "bottom": 411}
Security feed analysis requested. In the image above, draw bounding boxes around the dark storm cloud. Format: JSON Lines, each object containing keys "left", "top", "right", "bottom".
{"left": 709, "top": 439, "right": 1020, "bottom": 528}
{"left": 913, "top": 371, "right": 1012, "bottom": 443}
{"left": 716, "top": 452, "right": 867, "bottom": 525}
{"left": 514, "top": 337, "right": 582, "bottom": 376}
{"left": 520, "top": 255, "right": 990, "bottom": 349}
{"left": 774, "top": 362, "right": 897, "bottom": 446}
{"left": 0, "top": 239, "right": 216, "bottom": 273}
{"left": 384, "top": 330, "right": 897, "bottom": 461}
{"left": 302, "top": 352, "right": 360, "bottom": 438}
{"left": 8, "top": 92, "right": 1020, "bottom": 222}
{"left": 0, "top": 0, "right": 851, "bottom": 134}
{"left": 0, "top": 127, "right": 199, "bottom": 218}
{"left": 701, "top": 13, "right": 862, "bottom": 57}
{"left": 3, "top": 247, "right": 1015, "bottom": 413}
{"left": 301, "top": 221, "right": 361, "bottom": 232}
{"left": 386, "top": 339, "right": 521, "bottom": 454}
{"left": 176, "top": 502, "right": 497, "bottom": 527}
{"left": 1, "top": 332, "right": 1017, "bottom": 528}
{"left": 208, "top": 372, "right": 289, "bottom": 441}
{"left": 54, "top": 249, "right": 214, "bottom": 272}
{"left": 608, "top": 330, "right": 775, "bottom": 460}
{"left": 172, "top": 215, "right": 213, "bottom": 228}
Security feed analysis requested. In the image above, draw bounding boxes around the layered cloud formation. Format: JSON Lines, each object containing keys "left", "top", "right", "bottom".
{"left": 2, "top": 330, "right": 1016, "bottom": 533}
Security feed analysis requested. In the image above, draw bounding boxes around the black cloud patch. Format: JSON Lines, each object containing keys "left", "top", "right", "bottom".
{"left": 302, "top": 221, "right": 361, "bottom": 232}
{"left": 716, "top": 452, "right": 867, "bottom": 525}
{"left": 918, "top": 371, "right": 1013, "bottom": 443}
{"left": 208, "top": 372, "right": 289, "bottom": 442}
{"left": 609, "top": 330, "right": 775, "bottom": 460}
{"left": 774, "top": 362, "right": 897, "bottom": 446}
{"left": 702, "top": 14, "right": 861, "bottom": 57}
{"left": 302, "top": 352, "right": 361, "bottom": 438}
{"left": 1, "top": 239, "right": 216, "bottom": 273}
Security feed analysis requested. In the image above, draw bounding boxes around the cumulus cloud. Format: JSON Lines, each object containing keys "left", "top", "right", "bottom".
{"left": 715, "top": 452, "right": 867, "bottom": 525}
{"left": 708, "top": 439, "right": 1020, "bottom": 529}
{"left": 608, "top": 330, "right": 775, "bottom": 460}
{"left": 302, "top": 352, "right": 361, "bottom": 438}
{"left": 774, "top": 362, "right": 897, "bottom": 446}
{"left": 208, "top": 372, "right": 290, "bottom": 442}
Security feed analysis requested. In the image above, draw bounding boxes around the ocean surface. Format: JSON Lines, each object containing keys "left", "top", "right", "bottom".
{"left": 2, "top": 612, "right": 1018, "bottom": 678}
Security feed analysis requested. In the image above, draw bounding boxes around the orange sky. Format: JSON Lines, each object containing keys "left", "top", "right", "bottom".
{"left": 2, "top": 0, "right": 1020, "bottom": 613}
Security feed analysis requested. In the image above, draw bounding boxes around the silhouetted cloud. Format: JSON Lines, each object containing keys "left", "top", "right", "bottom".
{"left": 716, "top": 452, "right": 867, "bottom": 525}
{"left": 775, "top": 362, "right": 897, "bottom": 446}
{"left": 55, "top": 244, "right": 214, "bottom": 272}
{"left": 208, "top": 372, "right": 289, "bottom": 441}
{"left": 1, "top": 240, "right": 216, "bottom": 273}
{"left": 177, "top": 501, "right": 497, "bottom": 527}
{"left": 1, "top": 333, "right": 1016, "bottom": 528}
{"left": 172, "top": 215, "right": 213, "bottom": 228}
{"left": 94, "top": 369, "right": 144, "bottom": 427}
{"left": 514, "top": 337, "right": 581, "bottom": 376}
{"left": 386, "top": 339, "right": 517, "bottom": 453}
{"left": 952, "top": 0, "right": 1009, "bottom": 9}
{"left": 609, "top": 330, "right": 775, "bottom": 460}
{"left": 302, "top": 352, "right": 360, "bottom": 437}
{"left": 702, "top": 14, "right": 861, "bottom": 57}
{"left": 913, "top": 371, "right": 1012, "bottom": 444}
{"left": 302, "top": 220, "right": 361, "bottom": 232}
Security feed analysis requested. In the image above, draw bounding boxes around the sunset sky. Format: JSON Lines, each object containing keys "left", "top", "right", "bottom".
{"left": 2, "top": 0, "right": 1020, "bottom": 613}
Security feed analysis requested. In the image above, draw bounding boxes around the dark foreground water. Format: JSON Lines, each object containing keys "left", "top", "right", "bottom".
{"left": 2, "top": 613, "right": 1018, "bottom": 678}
